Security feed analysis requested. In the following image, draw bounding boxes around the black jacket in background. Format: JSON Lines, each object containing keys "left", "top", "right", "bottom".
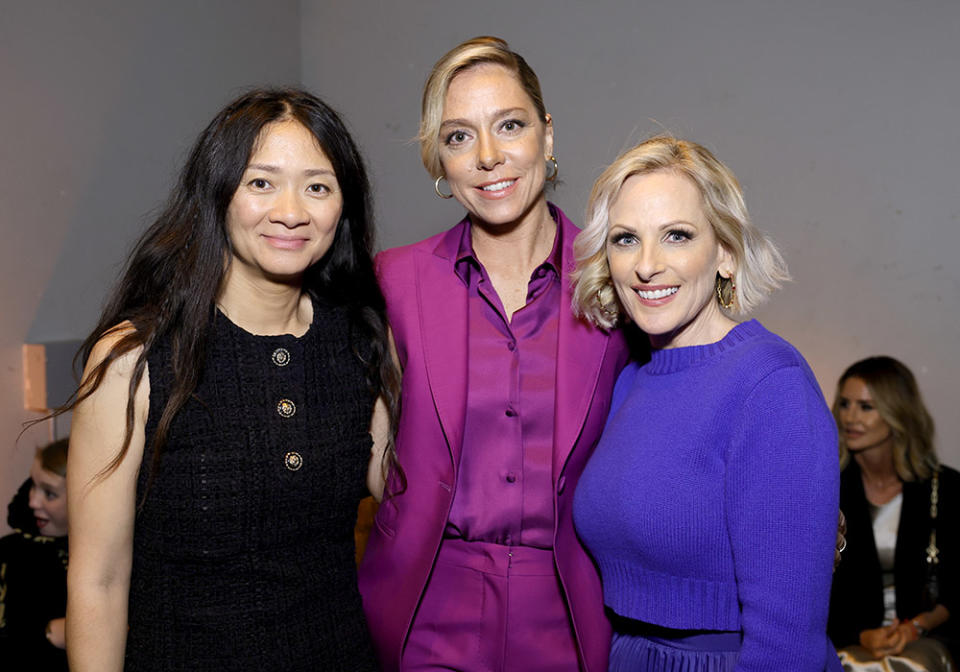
{"left": 0, "top": 478, "right": 69, "bottom": 671}
{"left": 828, "top": 461, "right": 959, "bottom": 657}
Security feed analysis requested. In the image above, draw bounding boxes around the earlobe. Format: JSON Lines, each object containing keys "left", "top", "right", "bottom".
{"left": 543, "top": 113, "right": 555, "bottom": 157}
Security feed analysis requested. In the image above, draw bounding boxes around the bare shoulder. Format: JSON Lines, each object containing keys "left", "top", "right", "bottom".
{"left": 72, "top": 320, "right": 150, "bottom": 474}
{"left": 83, "top": 321, "right": 143, "bottom": 378}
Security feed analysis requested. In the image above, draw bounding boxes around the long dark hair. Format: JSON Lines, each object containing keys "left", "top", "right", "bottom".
{"left": 68, "top": 88, "right": 399, "bottom": 485}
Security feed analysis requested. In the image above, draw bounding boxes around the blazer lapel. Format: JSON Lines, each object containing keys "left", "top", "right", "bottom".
{"left": 416, "top": 227, "right": 469, "bottom": 469}
{"left": 553, "top": 219, "right": 610, "bottom": 478}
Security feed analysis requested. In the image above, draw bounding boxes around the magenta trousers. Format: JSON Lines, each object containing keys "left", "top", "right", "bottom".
{"left": 402, "top": 538, "right": 581, "bottom": 672}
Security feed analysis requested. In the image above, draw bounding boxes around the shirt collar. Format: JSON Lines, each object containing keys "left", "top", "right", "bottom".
{"left": 453, "top": 206, "right": 563, "bottom": 286}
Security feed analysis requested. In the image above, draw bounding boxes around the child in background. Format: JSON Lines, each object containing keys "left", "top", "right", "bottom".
{"left": 0, "top": 438, "right": 69, "bottom": 671}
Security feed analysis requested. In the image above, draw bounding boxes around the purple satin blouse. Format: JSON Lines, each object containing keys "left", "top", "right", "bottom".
{"left": 443, "top": 216, "right": 563, "bottom": 549}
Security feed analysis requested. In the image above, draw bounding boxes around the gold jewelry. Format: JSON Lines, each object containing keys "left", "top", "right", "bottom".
{"left": 597, "top": 285, "right": 618, "bottom": 318}
{"left": 716, "top": 275, "right": 736, "bottom": 310}
{"left": 545, "top": 155, "right": 559, "bottom": 182}
{"left": 284, "top": 451, "right": 303, "bottom": 471}
{"left": 926, "top": 468, "right": 940, "bottom": 565}
{"left": 434, "top": 175, "right": 453, "bottom": 199}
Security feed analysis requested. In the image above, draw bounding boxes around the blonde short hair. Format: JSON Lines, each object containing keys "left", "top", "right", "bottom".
{"left": 833, "top": 356, "right": 938, "bottom": 481}
{"left": 573, "top": 136, "right": 789, "bottom": 328}
{"left": 419, "top": 36, "right": 547, "bottom": 178}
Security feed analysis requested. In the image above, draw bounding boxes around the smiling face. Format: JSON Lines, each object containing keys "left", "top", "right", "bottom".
{"left": 28, "top": 457, "right": 67, "bottom": 537}
{"left": 837, "top": 376, "right": 895, "bottom": 454}
{"left": 225, "top": 119, "right": 343, "bottom": 285}
{"left": 606, "top": 170, "right": 735, "bottom": 349}
{"left": 438, "top": 64, "right": 553, "bottom": 230}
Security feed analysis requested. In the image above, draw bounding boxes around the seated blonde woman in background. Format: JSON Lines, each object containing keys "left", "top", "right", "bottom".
{"left": 829, "top": 356, "right": 957, "bottom": 671}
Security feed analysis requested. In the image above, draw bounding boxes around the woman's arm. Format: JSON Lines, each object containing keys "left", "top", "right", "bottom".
{"left": 367, "top": 396, "right": 391, "bottom": 502}
{"left": 366, "top": 327, "right": 400, "bottom": 502}
{"left": 725, "top": 365, "right": 839, "bottom": 670}
{"left": 66, "top": 329, "right": 148, "bottom": 672}
{"left": 882, "top": 604, "right": 951, "bottom": 654}
{"left": 914, "top": 604, "right": 951, "bottom": 632}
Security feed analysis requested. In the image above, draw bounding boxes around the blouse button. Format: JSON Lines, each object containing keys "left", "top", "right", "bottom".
{"left": 277, "top": 398, "right": 297, "bottom": 418}
{"left": 284, "top": 451, "right": 303, "bottom": 471}
{"left": 271, "top": 347, "right": 291, "bottom": 367}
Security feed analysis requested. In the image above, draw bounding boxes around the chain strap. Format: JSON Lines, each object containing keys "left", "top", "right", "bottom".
{"left": 926, "top": 468, "right": 940, "bottom": 566}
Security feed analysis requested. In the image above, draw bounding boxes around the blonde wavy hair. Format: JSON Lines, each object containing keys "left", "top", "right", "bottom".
{"left": 418, "top": 36, "right": 547, "bottom": 179}
{"left": 834, "top": 356, "right": 938, "bottom": 481}
{"left": 572, "top": 136, "right": 789, "bottom": 328}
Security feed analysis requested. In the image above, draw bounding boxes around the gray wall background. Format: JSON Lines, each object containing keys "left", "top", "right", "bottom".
{"left": 2, "top": 0, "right": 957, "bottom": 531}
{"left": 0, "top": 1, "right": 301, "bottom": 531}
{"left": 299, "top": 0, "right": 960, "bottom": 464}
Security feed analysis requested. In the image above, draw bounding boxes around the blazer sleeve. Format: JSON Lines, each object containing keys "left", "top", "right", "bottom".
{"left": 374, "top": 247, "right": 417, "bottom": 367}
{"left": 827, "top": 469, "right": 882, "bottom": 649}
{"left": 935, "top": 467, "right": 960, "bottom": 630}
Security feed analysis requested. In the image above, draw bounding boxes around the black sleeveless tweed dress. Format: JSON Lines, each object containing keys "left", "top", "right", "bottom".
{"left": 126, "top": 299, "right": 378, "bottom": 671}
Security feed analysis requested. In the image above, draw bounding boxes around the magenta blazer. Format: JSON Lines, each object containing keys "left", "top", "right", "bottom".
{"left": 358, "top": 207, "right": 629, "bottom": 672}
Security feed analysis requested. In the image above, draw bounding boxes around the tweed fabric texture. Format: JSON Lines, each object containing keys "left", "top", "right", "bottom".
{"left": 126, "top": 298, "right": 378, "bottom": 671}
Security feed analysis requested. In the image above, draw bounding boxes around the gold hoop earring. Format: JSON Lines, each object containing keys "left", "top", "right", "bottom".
{"left": 545, "top": 155, "right": 558, "bottom": 182}
{"left": 716, "top": 275, "right": 736, "bottom": 311}
{"left": 434, "top": 175, "right": 453, "bottom": 199}
{"left": 597, "top": 284, "right": 618, "bottom": 319}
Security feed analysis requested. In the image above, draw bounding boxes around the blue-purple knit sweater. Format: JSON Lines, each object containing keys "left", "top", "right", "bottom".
{"left": 574, "top": 320, "right": 840, "bottom": 670}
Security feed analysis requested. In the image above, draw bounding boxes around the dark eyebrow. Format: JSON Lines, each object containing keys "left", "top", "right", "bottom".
{"left": 246, "top": 163, "right": 279, "bottom": 173}
{"left": 439, "top": 107, "right": 529, "bottom": 130}
{"left": 245, "top": 164, "right": 336, "bottom": 178}
{"left": 303, "top": 168, "right": 336, "bottom": 178}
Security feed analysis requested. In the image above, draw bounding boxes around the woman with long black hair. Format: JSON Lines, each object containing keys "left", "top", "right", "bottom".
{"left": 66, "top": 88, "right": 396, "bottom": 671}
